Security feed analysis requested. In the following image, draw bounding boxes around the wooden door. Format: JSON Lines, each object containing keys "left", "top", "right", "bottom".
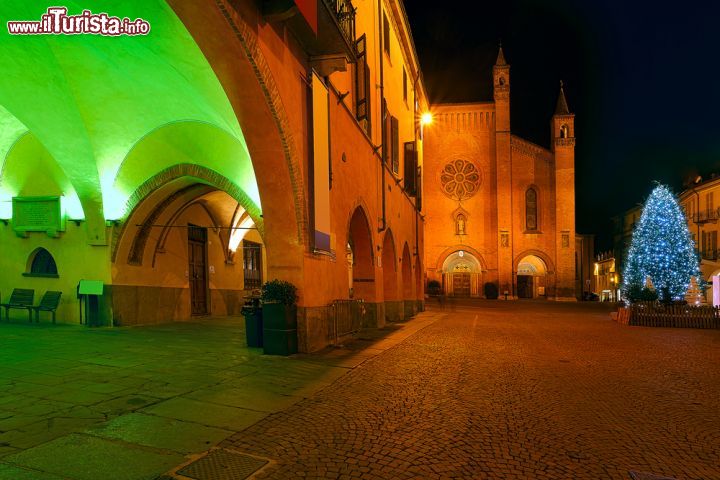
{"left": 452, "top": 273, "right": 471, "bottom": 297}
{"left": 188, "top": 225, "right": 209, "bottom": 315}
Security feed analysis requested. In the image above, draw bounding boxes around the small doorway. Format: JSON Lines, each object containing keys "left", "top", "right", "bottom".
{"left": 517, "top": 275, "right": 533, "bottom": 299}
{"left": 452, "top": 273, "right": 471, "bottom": 297}
{"left": 516, "top": 254, "right": 548, "bottom": 299}
{"left": 188, "top": 225, "right": 209, "bottom": 315}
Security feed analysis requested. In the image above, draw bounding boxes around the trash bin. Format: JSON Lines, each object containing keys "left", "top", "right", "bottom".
{"left": 241, "top": 294, "right": 263, "bottom": 348}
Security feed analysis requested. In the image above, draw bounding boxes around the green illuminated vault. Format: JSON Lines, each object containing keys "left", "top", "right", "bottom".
{"left": 0, "top": 0, "right": 260, "bottom": 236}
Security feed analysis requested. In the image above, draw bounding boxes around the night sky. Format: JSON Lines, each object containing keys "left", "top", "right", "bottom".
{"left": 404, "top": 0, "right": 720, "bottom": 251}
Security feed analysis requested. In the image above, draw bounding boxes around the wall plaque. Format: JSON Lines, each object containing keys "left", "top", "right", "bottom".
{"left": 12, "top": 196, "right": 63, "bottom": 237}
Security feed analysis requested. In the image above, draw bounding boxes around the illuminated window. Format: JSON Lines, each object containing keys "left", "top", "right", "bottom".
{"left": 243, "top": 240, "right": 262, "bottom": 290}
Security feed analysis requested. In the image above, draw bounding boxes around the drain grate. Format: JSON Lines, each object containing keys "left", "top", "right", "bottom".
{"left": 629, "top": 472, "right": 678, "bottom": 480}
{"left": 177, "top": 449, "right": 269, "bottom": 480}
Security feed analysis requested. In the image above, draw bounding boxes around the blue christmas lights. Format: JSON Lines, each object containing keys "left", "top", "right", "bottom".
{"left": 622, "top": 185, "right": 702, "bottom": 301}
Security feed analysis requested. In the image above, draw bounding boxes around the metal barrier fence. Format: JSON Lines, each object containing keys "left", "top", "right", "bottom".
{"left": 329, "top": 299, "right": 366, "bottom": 345}
{"left": 628, "top": 302, "right": 720, "bottom": 329}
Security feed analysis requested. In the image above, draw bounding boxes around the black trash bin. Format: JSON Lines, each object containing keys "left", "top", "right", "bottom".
{"left": 242, "top": 295, "right": 263, "bottom": 348}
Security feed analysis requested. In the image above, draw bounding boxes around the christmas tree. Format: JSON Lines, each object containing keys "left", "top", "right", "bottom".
{"left": 622, "top": 184, "right": 702, "bottom": 302}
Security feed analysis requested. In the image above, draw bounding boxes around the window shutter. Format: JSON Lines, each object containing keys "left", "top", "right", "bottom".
{"left": 391, "top": 116, "right": 399, "bottom": 174}
{"left": 383, "top": 13, "right": 390, "bottom": 56}
{"left": 355, "top": 35, "right": 368, "bottom": 121}
{"left": 404, "top": 142, "right": 417, "bottom": 195}
{"left": 364, "top": 62, "right": 371, "bottom": 135}
{"left": 416, "top": 166, "right": 423, "bottom": 211}
{"left": 382, "top": 98, "right": 390, "bottom": 165}
{"left": 402, "top": 68, "right": 407, "bottom": 102}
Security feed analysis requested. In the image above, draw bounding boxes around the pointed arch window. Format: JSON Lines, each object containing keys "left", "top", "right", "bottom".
{"left": 24, "top": 248, "right": 59, "bottom": 278}
{"left": 526, "top": 188, "right": 538, "bottom": 231}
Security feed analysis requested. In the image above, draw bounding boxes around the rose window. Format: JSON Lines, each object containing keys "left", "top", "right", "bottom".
{"left": 440, "top": 160, "right": 481, "bottom": 200}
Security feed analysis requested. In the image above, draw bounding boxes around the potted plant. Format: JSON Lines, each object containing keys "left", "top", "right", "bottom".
{"left": 261, "top": 279, "right": 298, "bottom": 355}
{"left": 427, "top": 280, "right": 441, "bottom": 297}
{"left": 484, "top": 282, "right": 499, "bottom": 299}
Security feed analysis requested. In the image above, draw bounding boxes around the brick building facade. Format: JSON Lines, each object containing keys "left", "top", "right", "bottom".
{"left": 424, "top": 49, "right": 581, "bottom": 300}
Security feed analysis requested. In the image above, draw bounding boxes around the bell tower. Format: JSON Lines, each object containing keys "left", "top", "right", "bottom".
{"left": 493, "top": 44, "right": 514, "bottom": 297}
{"left": 551, "top": 81, "right": 577, "bottom": 300}
{"left": 493, "top": 44, "right": 510, "bottom": 132}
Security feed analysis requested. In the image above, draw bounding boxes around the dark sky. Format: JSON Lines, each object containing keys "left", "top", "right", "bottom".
{"left": 403, "top": 0, "right": 720, "bottom": 251}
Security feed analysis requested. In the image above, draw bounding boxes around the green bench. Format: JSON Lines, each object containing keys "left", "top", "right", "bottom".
{"left": 32, "top": 291, "right": 62, "bottom": 323}
{"left": 1, "top": 288, "right": 34, "bottom": 321}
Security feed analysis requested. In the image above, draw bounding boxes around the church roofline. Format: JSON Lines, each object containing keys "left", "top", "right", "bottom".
{"left": 431, "top": 101, "right": 495, "bottom": 110}
{"left": 511, "top": 135, "right": 552, "bottom": 159}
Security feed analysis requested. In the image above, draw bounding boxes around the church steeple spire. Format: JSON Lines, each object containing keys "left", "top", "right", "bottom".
{"left": 555, "top": 80, "right": 570, "bottom": 115}
{"left": 495, "top": 42, "right": 507, "bottom": 66}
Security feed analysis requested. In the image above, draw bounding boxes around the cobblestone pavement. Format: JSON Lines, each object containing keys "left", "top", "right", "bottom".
{"left": 224, "top": 301, "right": 720, "bottom": 480}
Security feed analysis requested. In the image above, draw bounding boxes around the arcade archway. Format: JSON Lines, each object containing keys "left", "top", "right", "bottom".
{"left": 347, "top": 207, "right": 375, "bottom": 302}
{"left": 113, "top": 174, "right": 265, "bottom": 324}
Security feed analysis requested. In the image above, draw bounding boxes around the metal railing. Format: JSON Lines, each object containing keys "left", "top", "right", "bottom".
{"left": 693, "top": 209, "right": 719, "bottom": 224}
{"left": 701, "top": 249, "right": 719, "bottom": 261}
{"left": 328, "top": 299, "right": 366, "bottom": 346}
{"left": 323, "top": 0, "right": 356, "bottom": 49}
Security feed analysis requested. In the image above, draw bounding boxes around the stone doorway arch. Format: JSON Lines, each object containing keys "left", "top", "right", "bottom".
{"left": 516, "top": 254, "right": 548, "bottom": 299}
{"left": 441, "top": 250, "right": 483, "bottom": 297}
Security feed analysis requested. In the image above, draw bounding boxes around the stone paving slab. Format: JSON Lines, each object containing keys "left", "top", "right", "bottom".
{"left": 141, "top": 397, "right": 268, "bottom": 431}
{"left": 3, "top": 433, "right": 184, "bottom": 480}
{"left": 0, "top": 463, "right": 65, "bottom": 480}
{"left": 87, "top": 413, "right": 234, "bottom": 454}
{"left": 183, "top": 386, "right": 301, "bottom": 413}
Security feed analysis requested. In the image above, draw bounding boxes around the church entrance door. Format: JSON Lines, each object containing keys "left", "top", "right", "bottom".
{"left": 452, "top": 273, "right": 471, "bottom": 297}
{"left": 517, "top": 275, "right": 533, "bottom": 299}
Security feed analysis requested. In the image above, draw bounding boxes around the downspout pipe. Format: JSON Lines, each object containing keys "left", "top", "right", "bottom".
{"left": 413, "top": 71, "right": 421, "bottom": 257}
{"left": 378, "top": 0, "right": 386, "bottom": 233}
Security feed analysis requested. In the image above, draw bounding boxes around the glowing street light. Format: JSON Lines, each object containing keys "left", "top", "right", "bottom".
{"left": 420, "top": 112, "right": 433, "bottom": 126}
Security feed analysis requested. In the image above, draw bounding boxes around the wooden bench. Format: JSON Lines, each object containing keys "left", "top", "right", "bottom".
{"left": 0, "top": 289, "right": 34, "bottom": 321}
{"left": 32, "top": 291, "right": 62, "bottom": 323}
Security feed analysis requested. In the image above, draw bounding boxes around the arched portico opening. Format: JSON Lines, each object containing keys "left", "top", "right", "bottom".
{"left": 113, "top": 174, "right": 265, "bottom": 325}
{"left": 516, "top": 254, "right": 548, "bottom": 299}
{"left": 381, "top": 230, "right": 399, "bottom": 301}
{"left": 347, "top": 207, "right": 375, "bottom": 302}
{"left": 441, "top": 250, "right": 483, "bottom": 297}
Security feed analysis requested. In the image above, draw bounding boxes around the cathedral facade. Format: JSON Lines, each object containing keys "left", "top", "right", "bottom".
{"left": 424, "top": 48, "right": 579, "bottom": 300}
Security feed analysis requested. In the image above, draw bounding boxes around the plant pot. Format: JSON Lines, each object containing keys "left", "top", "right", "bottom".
{"left": 262, "top": 303, "right": 297, "bottom": 330}
{"left": 262, "top": 303, "right": 298, "bottom": 356}
{"left": 263, "top": 328, "right": 298, "bottom": 356}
